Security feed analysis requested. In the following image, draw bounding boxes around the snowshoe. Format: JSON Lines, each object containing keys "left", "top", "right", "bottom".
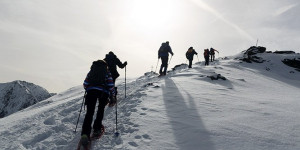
{"left": 108, "top": 101, "right": 116, "bottom": 107}
{"left": 77, "top": 134, "right": 91, "bottom": 150}
{"left": 158, "top": 74, "right": 165, "bottom": 77}
{"left": 91, "top": 125, "right": 105, "bottom": 140}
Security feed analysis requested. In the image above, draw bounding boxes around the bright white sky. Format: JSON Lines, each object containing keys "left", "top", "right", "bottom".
{"left": 0, "top": 0, "right": 299, "bottom": 92}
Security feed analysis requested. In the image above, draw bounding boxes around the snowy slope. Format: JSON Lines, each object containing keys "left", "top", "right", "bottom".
{"left": 0, "top": 80, "right": 52, "bottom": 118}
{"left": 0, "top": 52, "right": 299, "bottom": 150}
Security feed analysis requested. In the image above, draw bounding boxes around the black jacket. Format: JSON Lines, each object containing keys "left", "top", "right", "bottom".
{"left": 104, "top": 53, "right": 126, "bottom": 80}
{"left": 186, "top": 49, "right": 198, "bottom": 60}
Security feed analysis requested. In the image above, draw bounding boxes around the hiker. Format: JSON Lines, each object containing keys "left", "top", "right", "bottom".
{"left": 158, "top": 41, "right": 174, "bottom": 76}
{"left": 104, "top": 51, "right": 127, "bottom": 83}
{"left": 80, "top": 60, "right": 116, "bottom": 147}
{"left": 209, "top": 47, "right": 219, "bottom": 62}
{"left": 186, "top": 47, "right": 198, "bottom": 68}
{"left": 204, "top": 49, "right": 210, "bottom": 66}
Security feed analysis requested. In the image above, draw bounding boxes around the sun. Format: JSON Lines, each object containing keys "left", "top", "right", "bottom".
{"left": 128, "top": 0, "right": 179, "bottom": 32}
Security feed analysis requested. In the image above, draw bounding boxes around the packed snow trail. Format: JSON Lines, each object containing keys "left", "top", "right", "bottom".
{"left": 1, "top": 53, "right": 300, "bottom": 150}
{"left": 126, "top": 60, "right": 300, "bottom": 150}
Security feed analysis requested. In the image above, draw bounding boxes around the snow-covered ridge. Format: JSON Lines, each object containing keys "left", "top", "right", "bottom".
{"left": 0, "top": 50, "right": 299, "bottom": 150}
{"left": 234, "top": 46, "right": 299, "bottom": 70}
{"left": 0, "top": 80, "right": 53, "bottom": 118}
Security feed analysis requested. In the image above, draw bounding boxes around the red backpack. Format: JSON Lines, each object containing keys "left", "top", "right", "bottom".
{"left": 204, "top": 50, "right": 209, "bottom": 56}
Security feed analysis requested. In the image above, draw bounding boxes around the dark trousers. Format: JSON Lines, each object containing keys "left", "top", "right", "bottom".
{"left": 159, "top": 57, "right": 168, "bottom": 75}
{"left": 188, "top": 59, "right": 193, "bottom": 68}
{"left": 205, "top": 56, "right": 209, "bottom": 66}
{"left": 81, "top": 90, "right": 109, "bottom": 136}
{"left": 112, "top": 77, "right": 117, "bottom": 84}
{"left": 210, "top": 54, "right": 215, "bottom": 62}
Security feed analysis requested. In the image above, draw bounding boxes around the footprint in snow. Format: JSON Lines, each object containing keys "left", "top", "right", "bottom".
{"left": 130, "top": 108, "right": 138, "bottom": 112}
{"left": 133, "top": 124, "right": 140, "bottom": 127}
{"left": 237, "top": 79, "right": 246, "bottom": 82}
{"left": 22, "top": 131, "right": 52, "bottom": 148}
{"left": 44, "top": 116, "right": 56, "bottom": 125}
{"left": 142, "top": 134, "right": 151, "bottom": 139}
{"left": 124, "top": 112, "right": 131, "bottom": 117}
{"left": 128, "top": 141, "right": 139, "bottom": 147}
{"left": 135, "top": 135, "right": 142, "bottom": 139}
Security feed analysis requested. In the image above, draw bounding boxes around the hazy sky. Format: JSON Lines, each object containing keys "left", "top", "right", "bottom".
{"left": 1, "top": 0, "right": 299, "bottom": 92}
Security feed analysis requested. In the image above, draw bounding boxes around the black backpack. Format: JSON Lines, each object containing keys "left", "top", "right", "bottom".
{"left": 210, "top": 49, "right": 215, "bottom": 55}
{"left": 86, "top": 60, "right": 108, "bottom": 86}
{"left": 186, "top": 49, "right": 193, "bottom": 59}
{"left": 159, "top": 44, "right": 168, "bottom": 53}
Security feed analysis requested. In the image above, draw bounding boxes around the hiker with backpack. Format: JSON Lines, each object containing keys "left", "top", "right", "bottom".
{"left": 209, "top": 47, "right": 219, "bottom": 62}
{"left": 158, "top": 41, "right": 174, "bottom": 76}
{"left": 104, "top": 51, "right": 127, "bottom": 83}
{"left": 80, "top": 60, "right": 116, "bottom": 148}
{"left": 204, "top": 49, "right": 210, "bottom": 66}
{"left": 186, "top": 47, "right": 198, "bottom": 68}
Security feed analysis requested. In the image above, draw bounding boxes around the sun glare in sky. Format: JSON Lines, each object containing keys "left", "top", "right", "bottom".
{"left": 127, "top": 0, "right": 180, "bottom": 33}
{"left": 1, "top": 0, "right": 299, "bottom": 92}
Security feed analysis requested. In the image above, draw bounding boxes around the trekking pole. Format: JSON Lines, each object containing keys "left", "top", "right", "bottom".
{"left": 197, "top": 54, "right": 200, "bottom": 63}
{"left": 186, "top": 59, "right": 188, "bottom": 68}
{"left": 256, "top": 39, "right": 259, "bottom": 46}
{"left": 168, "top": 55, "right": 173, "bottom": 65}
{"left": 115, "top": 66, "right": 126, "bottom": 137}
{"left": 155, "top": 58, "right": 159, "bottom": 73}
{"left": 114, "top": 96, "right": 119, "bottom": 137}
{"left": 125, "top": 66, "right": 127, "bottom": 98}
{"left": 74, "top": 91, "right": 86, "bottom": 133}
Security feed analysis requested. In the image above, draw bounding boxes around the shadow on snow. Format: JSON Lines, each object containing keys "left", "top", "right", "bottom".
{"left": 162, "top": 78, "right": 216, "bottom": 150}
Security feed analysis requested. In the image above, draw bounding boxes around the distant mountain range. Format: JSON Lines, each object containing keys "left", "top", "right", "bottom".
{"left": 0, "top": 80, "right": 53, "bottom": 118}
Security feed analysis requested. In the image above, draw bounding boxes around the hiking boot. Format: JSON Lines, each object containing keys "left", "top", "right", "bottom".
{"left": 80, "top": 134, "right": 90, "bottom": 146}
{"left": 92, "top": 130, "right": 102, "bottom": 137}
{"left": 92, "top": 125, "right": 104, "bottom": 138}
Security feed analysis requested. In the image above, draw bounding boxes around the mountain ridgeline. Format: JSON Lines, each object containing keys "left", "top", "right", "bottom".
{"left": 0, "top": 80, "right": 53, "bottom": 118}
{"left": 0, "top": 47, "right": 299, "bottom": 149}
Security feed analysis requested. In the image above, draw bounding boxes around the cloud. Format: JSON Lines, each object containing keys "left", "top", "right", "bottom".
{"left": 0, "top": 0, "right": 113, "bottom": 92}
{"left": 274, "top": 3, "right": 298, "bottom": 16}
{"left": 0, "top": 0, "right": 299, "bottom": 93}
{"left": 189, "top": 0, "right": 255, "bottom": 41}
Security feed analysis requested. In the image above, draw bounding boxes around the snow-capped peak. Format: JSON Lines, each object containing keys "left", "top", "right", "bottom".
{"left": 0, "top": 80, "right": 52, "bottom": 118}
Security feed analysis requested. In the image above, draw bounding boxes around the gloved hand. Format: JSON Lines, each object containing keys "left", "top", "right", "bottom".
{"left": 108, "top": 96, "right": 116, "bottom": 107}
{"left": 124, "top": 61, "right": 127, "bottom": 66}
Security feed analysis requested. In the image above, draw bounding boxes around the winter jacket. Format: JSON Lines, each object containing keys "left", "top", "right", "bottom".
{"left": 158, "top": 43, "right": 174, "bottom": 58}
{"left": 204, "top": 50, "right": 210, "bottom": 58}
{"left": 83, "top": 70, "right": 116, "bottom": 97}
{"left": 104, "top": 53, "right": 126, "bottom": 80}
{"left": 186, "top": 49, "right": 198, "bottom": 60}
{"left": 210, "top": 48, "right": 219, "bottom": 55}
